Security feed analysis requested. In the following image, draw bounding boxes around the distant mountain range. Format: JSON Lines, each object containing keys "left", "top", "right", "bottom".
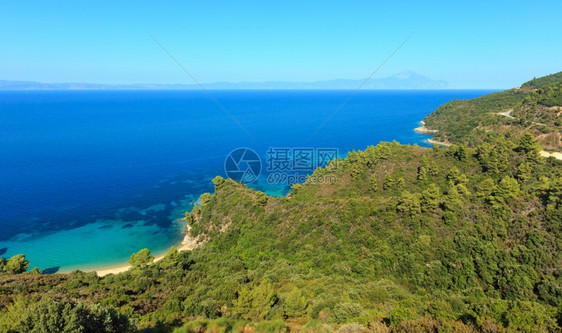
{"left": 0, "top": 71, "right": 448, "bottom": 90}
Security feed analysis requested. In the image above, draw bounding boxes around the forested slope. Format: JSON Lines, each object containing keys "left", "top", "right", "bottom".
{"left": 423, "top": 72, "right": 562, "bottom": 150}
{"left": 1, "top": 72, "right": 562, "bottom": 332}
{"left": 2, "top": 135, "right": 560, "bottom": 332}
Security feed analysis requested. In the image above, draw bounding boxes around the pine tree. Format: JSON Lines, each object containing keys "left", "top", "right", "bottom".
{"left": 447, "top": 167, "right": 460, "bottom": 183}
{"left": 446, "top": 144, "right": 458, "bottom": 158}
{"left": 395, "top": 177, "right": 405, "bottom": 191}
{"left": 129, "top": 249, "right": 154, "bottom": 267}
{"left": 519, "top": 133, "right": 544, "bottom": 164}
{"left": 476, "top": 178, "right": 496, "bottom": 198}
{"left": 185, "top": 212, "right": 193, "bottom": 225}
{"left": 4, "top": 254, "right": 29, "bottom": 274}
{"left": 234, "top": 280, "right": 277, "bottom": 320}
{"left": 547, "top": 176, "right": 562, "bottom": 209}
{"left": 397, "top": 191, "right": 421, "bottom": 217}
{"left": 418, "top": 156, "right": 428, "bottom": 181}
{"left": 486, "top": 150, "right": 500, "bottom": 174}
{"left": 254, "top": 191, "right": 268, "bottom": 206}
{"left": 443, "top": 185, "right": 463, "bottom": 212}
{"left": 429, "top": 162, "right": 439, "bottom": 176}
{"left": 284, "top": 287, "right": 308, "bottom": 317}
{"left": 476, "top": 142, "right": 492, "bottom": 163}
{"left": 212, "top": 175, "right": 225, "bottom": 188}
{"left": 518, "top": 132, "right": 537, "bottom": 154}
{"left": 456, "top": 144, "right": 468, "bottom": 161}
{"left": 420, "top": 183, "right": 441, "bottom": 213}
{"left": 383, "top": 175, "right": 394, "bottom": 190}
{"left": 493, "top": 176, "right": 520, "bottom": 204}
{"left": 369, "top": 174, "right": 378, "bottom": 193}
{"left": 418, "top": 155, "right": 438, "bottom": 179}
{"left": 457, "top": 174, "right": 469, "bottom": 185}
{"left": 200, "top": 193, "right": 212, "bottom": 206}
{"left": 516, "top": 162, "right": 532, "bottom": 182}
{"left": 350, "top": 163, "right": 362, "bottom": 179}
{"left": 498, "top": 150, "right": 510, "bottom": 173}
{"left": 417, "top": 165, "right": 427, "bottom": 181}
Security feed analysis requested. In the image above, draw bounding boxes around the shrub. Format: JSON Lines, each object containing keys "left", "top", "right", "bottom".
{"left": 129, "top": 248, "right": 154, "bottom": 267}
{"left": 332, "top": 303, "right": 362, "bottom": 323}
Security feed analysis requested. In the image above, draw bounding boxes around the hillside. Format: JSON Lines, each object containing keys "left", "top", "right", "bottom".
{"left": 423, "top": 72, "right": 562, "bottom": 150}
{"left": 1, "top": 135, "right": 561, "bottom": 332}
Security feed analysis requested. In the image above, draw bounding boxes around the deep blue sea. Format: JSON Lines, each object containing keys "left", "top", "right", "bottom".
{"left": 0, "top": 90, "right": 492, "bottom": 272}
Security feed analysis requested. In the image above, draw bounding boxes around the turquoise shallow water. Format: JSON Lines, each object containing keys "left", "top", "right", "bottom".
{"left": 1, "top": 216, "right": 183, "bottom": 272}
{"left": 0, "top": 180, "right": 200, "bottom": 273}
{"left": 0, "top": 90, "right": 493, "bottom": 272}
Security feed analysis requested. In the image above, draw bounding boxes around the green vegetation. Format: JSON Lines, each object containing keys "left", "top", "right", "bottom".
{"left": 129, "top": 249, "right": 154, "bottom": 268}
{"left": 0, "top": 298, "right": 132, "bottom": 332}
{"left": 512, "top": 83, "right": 562, "bottom": 149}
{"left": 1, "top": 134, "right": 560, "bottom": 332}
{"left": 423, "top": 71, "right": 562, "bottom": 150}
{"left": 521, "top": 71, "right": 562, "bottom": 89}
{"left": 423, "top": 89, "right": 528, "bottom": 145}
{"left": 0, "top": 73, "right": 561, "bottom": 331}
{"left": 0, "top": 254, "right": 29, "bottom": 275}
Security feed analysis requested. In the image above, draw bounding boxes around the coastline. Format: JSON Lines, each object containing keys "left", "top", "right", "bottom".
{"left": 416, "top": 121, "right": 561, "bottom": 157}
{"left": 414, "top": 120, "right": 438, "bottom": 134}
{"left": 88, "top": 224, "right": 201, "bottom": 277}
{"left": 85, "top": 117, "right": 447, "bottom": 277}
{"left": 426, "top": 138, "right": 451, "bottom": 147}
{"left": 73, "top": 115, "right": 559, "bottom": 277}
{"left": 414, "top": 120, "right": 451, "bottom": 147}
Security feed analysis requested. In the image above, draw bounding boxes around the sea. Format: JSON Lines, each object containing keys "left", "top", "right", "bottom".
{"left": 0, "top": 89, "right": 492, "bottom": 273}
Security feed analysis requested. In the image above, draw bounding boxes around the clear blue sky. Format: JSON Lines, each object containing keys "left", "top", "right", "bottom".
{"left": 1, "top": 1, "right": 561, "bottom": 88}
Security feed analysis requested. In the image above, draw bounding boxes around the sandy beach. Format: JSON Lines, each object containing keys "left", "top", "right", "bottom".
{"left": 90, "top": 230, "right": 201, "bottom": 277}
{"left": 413, "top": 120, "right": 449, "bottom": 147}
{"left": 414, "top": 120, "right": 438, "bottom": 134}
{"left": 426, "top": 138, "right": 451, "bottom": 146}
{"left": 91, "top": 122, "right": 559, "bottom": 278}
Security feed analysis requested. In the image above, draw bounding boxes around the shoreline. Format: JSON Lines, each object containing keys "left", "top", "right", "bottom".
{"left": 413, "top": 120, "right": 450, "bottom": 147}
{"left": 414, "top": 120, "right": 438, "bottom": 134}
{"left": 426, "top": 138, "right": 451, "bottom": 147}
{"left": 87, "top": 224, "right": 201, "bottom": 277}
{"left": 71, "top": 119, "right": 560, "bottom": 277}
{"left": 415, "top": 121, "right": 561, "bottom": 157}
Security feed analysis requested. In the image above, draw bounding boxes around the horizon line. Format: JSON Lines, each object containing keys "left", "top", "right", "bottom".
{"left": 0, "top": 78, "right": 509, "bottom": 91}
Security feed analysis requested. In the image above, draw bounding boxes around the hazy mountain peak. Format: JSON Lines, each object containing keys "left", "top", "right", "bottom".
{"left": 389, "top": 70, "right": 419, "bottom": 79}
{"left": 0, "top": 71, "right": 448, "bottom": 90}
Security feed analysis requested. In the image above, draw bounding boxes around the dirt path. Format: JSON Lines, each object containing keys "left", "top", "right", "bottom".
{"left": 540, "top": 151, "right": 562, "bottom": 160}
{"left": 498, "top": 109, "right": 515, "bottom": 118}
{"left": 497, "top": 110, "right": 561, "bottom": 160}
